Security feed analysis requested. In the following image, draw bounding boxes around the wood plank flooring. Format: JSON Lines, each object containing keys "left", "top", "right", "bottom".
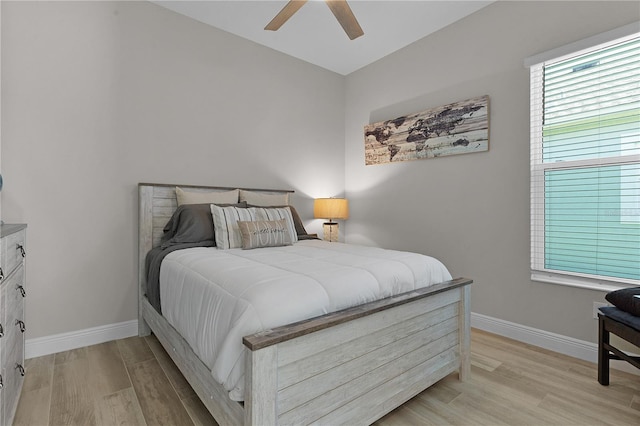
{"left": 14, "top": 329, "right": 639, "bottom": 425}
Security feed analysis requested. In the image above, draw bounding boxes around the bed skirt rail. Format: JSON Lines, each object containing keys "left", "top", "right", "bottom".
{"left": 141, "top": 298, "right": 245, "bottom": 425}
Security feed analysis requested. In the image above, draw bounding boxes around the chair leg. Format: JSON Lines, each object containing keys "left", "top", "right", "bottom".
{"left": 598, "top": 315, "right": 610, "bottom": 386}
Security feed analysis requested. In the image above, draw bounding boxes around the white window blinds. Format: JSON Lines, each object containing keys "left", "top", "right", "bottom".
{"left": 530, "top": 33, "right": 640, "bottom": 287}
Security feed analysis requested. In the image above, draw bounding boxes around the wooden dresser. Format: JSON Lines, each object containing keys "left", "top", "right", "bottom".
{"left": 0, "top": 224, "right": 27, "bottom": 426}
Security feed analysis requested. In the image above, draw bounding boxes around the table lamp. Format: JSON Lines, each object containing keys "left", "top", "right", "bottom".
{"left": 314, "top": 198, "right": 349, "bottom": 242}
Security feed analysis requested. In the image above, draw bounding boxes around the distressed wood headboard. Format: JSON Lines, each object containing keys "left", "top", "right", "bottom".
{"left": 138, "top": 182, "right": 294, "bottom": 249}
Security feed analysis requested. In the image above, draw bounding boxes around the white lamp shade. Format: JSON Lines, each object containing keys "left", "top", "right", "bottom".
{"left": 314, "top": 198, "right": 349, "bottom": 221}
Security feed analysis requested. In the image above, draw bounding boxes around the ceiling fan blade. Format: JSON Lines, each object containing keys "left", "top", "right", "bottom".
{"left": 265, "top": 0, "right": 308, "bottom": 31}
{"left": 325, "top": 0, "right": 364, "bottom": 40}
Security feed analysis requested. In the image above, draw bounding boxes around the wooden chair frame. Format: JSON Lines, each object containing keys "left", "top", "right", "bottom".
{"left": 597, "top": 312, "right": 640, "bottom": 385}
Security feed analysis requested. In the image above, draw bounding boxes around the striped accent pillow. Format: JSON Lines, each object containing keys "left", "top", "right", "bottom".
{"left": 210, "top": 205, "right": 298, "bottom": 249}
{"left": 253, "top": 207, "right": 298, "bottom": 244}
{"left": 211, "top": 205, "right": 262, "bottom": 249}
{"left": 238, "top": 220, "right": 293, "bottom": 249}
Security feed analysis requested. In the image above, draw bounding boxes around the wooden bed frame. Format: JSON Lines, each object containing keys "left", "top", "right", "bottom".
{"left": 138, "top": 182, "right": 472, "bottom": 425}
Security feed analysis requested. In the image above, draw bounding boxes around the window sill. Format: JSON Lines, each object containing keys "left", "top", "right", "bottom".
{"left": 531, "top": 271, "right": 637, "bottom": 293}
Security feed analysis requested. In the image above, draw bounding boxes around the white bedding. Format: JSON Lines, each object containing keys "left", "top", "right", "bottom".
{"left": 159, "top": 239, "right": 452, "bottom": 401}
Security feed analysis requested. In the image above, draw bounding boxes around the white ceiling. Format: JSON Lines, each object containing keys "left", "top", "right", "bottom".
{"left": 152, "top": 0, "right": 494, "bottom": 75}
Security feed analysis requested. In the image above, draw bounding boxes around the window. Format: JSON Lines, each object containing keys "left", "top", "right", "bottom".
{"left": 528, "top": 26, "right": 640, "bottom": 290}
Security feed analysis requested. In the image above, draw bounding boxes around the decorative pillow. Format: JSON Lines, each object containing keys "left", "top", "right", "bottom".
{"left": 252, "top": 207, "right": 298, "bottom": 244}
{"left": 239, "top": 189, "right": 290, "bottom": 206}
{"left": 211, "top": 205, "right": 263, "bottom": 249}
{"left": 238, "top": 219, "right": 293, "bottom": 249}
{"left": 210, "top": 205, "right": 298, "bottom": 249}
{"left": 605, "top": 286, "right": 640, "bottom": 316}
{"left": 176, "top": 187, "right": 239, "bottom": 206}
{"left": 162, "top": 202, "right": 246, "bottom": 247}
{"left": 248, "top": 204, "right": 308, "bottom": 236}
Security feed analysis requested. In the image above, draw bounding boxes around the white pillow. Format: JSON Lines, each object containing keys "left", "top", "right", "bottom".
{"left": 210, "top": 205, "right": 262, "bottom": 249}
{"left": 239, "top": 189, "right": 289, "bottom": 206}
{"left": 210, "top": 205, "right": 298, "bottom": 249}
{"left": 176, "top": 187, "right": 239, "bottom": 206}
{"left": 253, "top": 207, "right": 298, "bottom": 244}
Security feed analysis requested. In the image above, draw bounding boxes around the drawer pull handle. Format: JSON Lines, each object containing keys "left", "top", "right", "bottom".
{"left": 17, "top": 244, "right": 26, "bottom": 258}
{"left": 0, "top": 374, "right": 3, "bottom": 388}
{"left": 16, "top": 319, "right": 26, "bottom": 333}
{"left": 0, "top": 323, "right": 3, "bottom": 338}
{"left": 0, "top": 267, "right": 4, "bottom": 281}
{"left": 16, "top": 364, "right": 25, "bottom": 377}
{"left": 17, "top": 285, "right": 26, "bottom": 297}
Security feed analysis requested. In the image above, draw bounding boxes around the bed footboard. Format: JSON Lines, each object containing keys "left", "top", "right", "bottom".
{"left": 243, "top": 278, "right": 472, "bottom": 425}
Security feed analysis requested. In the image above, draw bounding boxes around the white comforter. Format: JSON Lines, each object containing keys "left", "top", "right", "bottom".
{"left": 159, "top": 239, "right": 452, "bottom": 401}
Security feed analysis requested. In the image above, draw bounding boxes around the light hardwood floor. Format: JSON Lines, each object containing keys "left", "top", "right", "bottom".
{"left": 14, "top": 329, "right": 639, "bottom": 425}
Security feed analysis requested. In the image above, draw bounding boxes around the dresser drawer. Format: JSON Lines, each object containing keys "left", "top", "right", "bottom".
{"left": 1, "top": 330, "right": 25, "bottom": 426}
{"left": 1, "top": 320, "right": 25, "bottom": 393}
{"left": 1, "top": 267, "right": 25, "bottom": 366}
{"left": 0, "top": 224, "right": 26, "bottom": 426}
{"left": 0, "top": 266, "right": 25, "bottom": 426}
{"left": 1, "top": 229, "right": 26, "bottom": 281}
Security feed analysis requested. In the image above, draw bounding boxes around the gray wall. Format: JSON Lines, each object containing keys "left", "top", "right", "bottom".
{"left": 0, "top": 2, "right": 2, "bottom": 218}
{"left": 1, "top": 1, "right": 345, "bottom": 339}
{"left": 344, "top": 1, "right": 639, "bottom": 343}
{"left": 2, "top": 0, "right": 638, "bottom": 347}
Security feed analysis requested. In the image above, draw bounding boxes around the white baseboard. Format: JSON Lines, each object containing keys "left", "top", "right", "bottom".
{"left": 25, "top": 314, "right": 638, "bottom": 377}
{"left": 25, "top": 320, "right": 138, "bottom": 359}
{"left": 471, "top": 312, "right": 639, "bottom": 376}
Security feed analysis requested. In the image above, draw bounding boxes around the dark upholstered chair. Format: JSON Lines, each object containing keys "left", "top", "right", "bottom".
{"left": 598, "top": 305, "right": 640, "bottom": 385}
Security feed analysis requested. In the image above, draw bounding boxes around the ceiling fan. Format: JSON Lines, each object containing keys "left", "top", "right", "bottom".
{"left": 265, "top": 0, "right": 364, "bottom": 40}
